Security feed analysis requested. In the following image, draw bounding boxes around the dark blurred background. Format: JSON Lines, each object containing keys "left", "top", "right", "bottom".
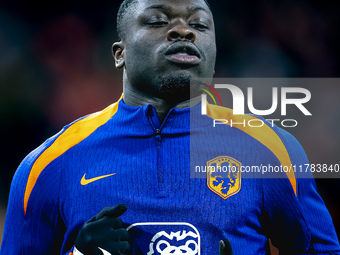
{"left": 0, "top": 0, "right": 339, "bottom": 246}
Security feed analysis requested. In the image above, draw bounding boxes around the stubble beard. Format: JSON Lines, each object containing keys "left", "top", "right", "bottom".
{"left": 158, "top": 73, "right": 202, "bottom": 103}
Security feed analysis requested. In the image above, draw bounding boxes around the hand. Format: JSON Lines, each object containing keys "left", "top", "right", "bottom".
{"left": 219, "top": 239, "right": 234, "bottom": 255}
{"left": 74, "top": 204, "right": 131, "bottom": 255}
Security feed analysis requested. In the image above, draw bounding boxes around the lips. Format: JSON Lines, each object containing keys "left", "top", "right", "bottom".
{"left": 165, "top": 43, "right": 201, "bottom": 65}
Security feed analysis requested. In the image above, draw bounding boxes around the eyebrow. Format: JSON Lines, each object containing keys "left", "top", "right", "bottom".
{"left": 145, "top": 4, "right": 210, "bottom": 14}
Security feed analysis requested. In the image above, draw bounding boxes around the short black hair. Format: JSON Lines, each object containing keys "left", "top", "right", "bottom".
{"left": 116, "top": 0, "right": 212, "bottom": 40}
{"left": 117, "top": 0, "right": 138, "bottom": 40}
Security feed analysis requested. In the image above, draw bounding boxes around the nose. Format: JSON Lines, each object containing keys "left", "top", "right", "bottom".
{"left": 167, "top": 22, "right": 196, "bottom": 42}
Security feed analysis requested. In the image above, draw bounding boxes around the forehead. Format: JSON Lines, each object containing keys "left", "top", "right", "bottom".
{"left": 135, "top": 0, "right": 212, "bottom": 15}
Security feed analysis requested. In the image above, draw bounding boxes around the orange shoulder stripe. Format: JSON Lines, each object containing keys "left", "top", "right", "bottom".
{"left": 23, "top": 96, "right": 122, "bottom": 214}
{"left": 206, "top": 103, "right": 297, "bottom": 196}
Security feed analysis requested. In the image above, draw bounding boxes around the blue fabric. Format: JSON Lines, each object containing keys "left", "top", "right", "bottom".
{"left": 1, "top": 98, "right": 339, "bottom": 254}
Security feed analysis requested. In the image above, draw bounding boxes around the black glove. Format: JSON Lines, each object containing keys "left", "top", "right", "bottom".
{"left": 219, "top": 239, "right": 234, "bottom": 255}
{"left": 75, "top": 203, "right": 131, "bottom": 255}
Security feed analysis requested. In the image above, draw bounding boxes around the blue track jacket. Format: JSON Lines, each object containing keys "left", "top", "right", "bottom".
{"left": 1, "top": 96, "right": 339, "bottom": 254}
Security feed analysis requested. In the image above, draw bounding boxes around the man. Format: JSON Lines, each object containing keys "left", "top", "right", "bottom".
{"left": 1, "top": 0, "right": 339, "bottom": 254}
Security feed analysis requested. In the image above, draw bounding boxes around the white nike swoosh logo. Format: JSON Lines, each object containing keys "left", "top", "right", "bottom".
{"left": 99, "top": 247, "right": 111, "bottom": 255}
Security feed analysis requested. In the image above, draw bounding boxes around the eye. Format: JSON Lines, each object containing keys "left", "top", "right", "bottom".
{"left": 190, "top": 22, "right": 209, "bottom": 31}
{"left": 147, "top": 21, "right": 168, "bottom": 27}
{"left": 145, "top": 18, "right": 169, "bottom": 28}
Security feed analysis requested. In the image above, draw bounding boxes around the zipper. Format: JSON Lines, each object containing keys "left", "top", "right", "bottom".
{"left": 154, "top": 128, "right": 165, "bottom": 197}
{"left": 153, "top": 128, "right": 162, "bottom": 185}
{"left": 147, "top": 109, "right": 173, "bottom": 198}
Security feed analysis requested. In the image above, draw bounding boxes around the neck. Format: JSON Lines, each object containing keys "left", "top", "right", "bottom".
{"left": 122, "top": 78, "right": 201, "bottom": 123}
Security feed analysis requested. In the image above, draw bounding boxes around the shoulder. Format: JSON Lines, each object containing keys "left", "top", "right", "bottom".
{"left": 206, "top": 103, "right": 309, "bottom": 196}
{"left": 13, "top": 100, "right": 121, "bottom": 215}
{"left": 206, "top": 103, "right": 307, "bottom": 161}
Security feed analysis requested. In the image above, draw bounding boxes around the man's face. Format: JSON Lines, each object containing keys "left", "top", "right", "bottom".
{"left": 117, "top": 0, "right": 217, "bottom": 100}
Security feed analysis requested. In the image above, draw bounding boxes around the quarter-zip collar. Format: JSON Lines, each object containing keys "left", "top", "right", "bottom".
{"left": 112, "top": 98, "right": 201, "bottom": 136}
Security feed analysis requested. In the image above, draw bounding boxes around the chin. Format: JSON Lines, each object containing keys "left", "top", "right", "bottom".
{"left": 158, "top": 72, "right": 202, "bottom": 102}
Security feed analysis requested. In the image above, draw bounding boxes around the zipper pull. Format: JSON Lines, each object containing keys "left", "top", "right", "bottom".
{"left": 155, "top": 129, "right": 161, "bottom": 141}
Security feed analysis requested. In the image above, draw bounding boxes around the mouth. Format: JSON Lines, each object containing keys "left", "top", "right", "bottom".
{"left": 165, "top": 43, "right": 201, "bottom": 65}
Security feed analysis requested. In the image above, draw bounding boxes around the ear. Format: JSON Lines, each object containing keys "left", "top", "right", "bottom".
{"left": 112, "top": 41, "right": 125, "bottom": 69}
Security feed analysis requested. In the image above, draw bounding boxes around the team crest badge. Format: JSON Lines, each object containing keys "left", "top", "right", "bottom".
{"left": 207, "top": 156, "right": 241, "bottom": 199}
